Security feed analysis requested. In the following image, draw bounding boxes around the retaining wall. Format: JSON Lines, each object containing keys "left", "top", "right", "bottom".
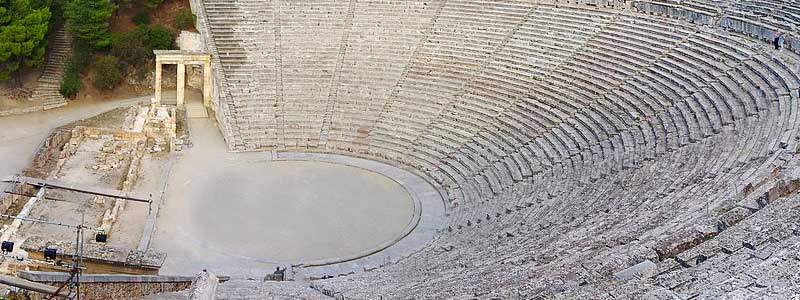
{"left": 21, "top": 271, "right": 195, "bottom": 300}
{"left": 634, "top": 0, "right": 800, "bottom": 54}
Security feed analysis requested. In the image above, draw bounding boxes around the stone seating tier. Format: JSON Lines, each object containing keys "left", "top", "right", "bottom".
{"left": 199, "top": 0, "right": 800, "bottom": 298}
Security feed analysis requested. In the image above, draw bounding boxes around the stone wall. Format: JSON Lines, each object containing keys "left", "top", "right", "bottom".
{"left": 634, "top": 1, "right": 716, "bottom": 25}
{"left": 99, "top": 138, "right": 146, "bottom": 236}
{"left": 177, "top": 31, "right": 205, "bottom": 90}
{"left": 719, "top": 15, "right": 800, "bottom": 54}
{"left": 189, "top": 0, "right": 238, "bottom": 147}
{"left": 21, "top": 272, "right": 194, "bottom": 300}
{"left": 28, "top": 281, "right": 192, "bottom": 300}
{"left": 634, "top": 0, "right": 800, "bottom": 54}
{"left": 720, "top": 15, "right": 779, "bottom": 42}
{"left": 0, "top": 106, "right": 48, "bottom": 118}
{"left": 22, "top": 236, "right": 165, "bottom": 275}
{"left": 0, "top": 128, "right": 71, "bottom": 217}
{"left": 0, "top": 129, "right": 74, "bottom": 276}
{"left": 552, "top": 0, "right": 632, "bottom": 9}
{"left": 26, "top": 129, "right": 73, "bottom": 179}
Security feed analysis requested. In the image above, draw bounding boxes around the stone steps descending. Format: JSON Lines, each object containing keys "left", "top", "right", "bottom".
{"left": 30, "top": 27, "right": 72, "bottom": 109}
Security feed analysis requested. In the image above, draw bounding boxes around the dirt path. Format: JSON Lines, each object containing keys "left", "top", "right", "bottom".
{"left": 0, "top": 95, "right": 156, "bottom": 180}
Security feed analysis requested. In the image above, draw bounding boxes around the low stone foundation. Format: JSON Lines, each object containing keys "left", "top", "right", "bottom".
{"left": 0, "top": 102, "right": 67, "bottom": 118}
{"left": 20, "top": 271, "right": 196, "bottom": 300}
{"left": 22, "top": 236, "right": 165, "bottom": 275}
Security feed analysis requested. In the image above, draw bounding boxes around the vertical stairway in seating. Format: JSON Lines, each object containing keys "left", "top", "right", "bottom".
{"left": 318, "top": 0, "right": 358, "bottom": 149}
{"left": 31, "top": 27, "right": 72, "bottom": 110}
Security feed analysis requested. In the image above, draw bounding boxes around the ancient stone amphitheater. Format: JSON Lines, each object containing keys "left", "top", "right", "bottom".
{"left": 189, "top": 0, "right": 800, "bottom": 298}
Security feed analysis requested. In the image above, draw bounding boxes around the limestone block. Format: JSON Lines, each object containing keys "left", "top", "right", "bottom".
{"left": 100, "top": 199, "right": 126, "bottom": 235}
{"left": 92, "top": 164, "right": 114, "bottom": 171}
{"left": 100, "top": 208, "right": 115, "bottom": 233}
{"left": 178, "top": 31, "right": 202, "bottom": 52}
{"left": 84, "top": 127, "right": 102, "bottom": 138}
{"left": 113, "top": 130, "right": 145, "bottom": 140}
{"left": 187, "top": 271, "right": 219, "bottom": 300}
{"left": 102, "top": 141, "right": 115, "bottom": 153}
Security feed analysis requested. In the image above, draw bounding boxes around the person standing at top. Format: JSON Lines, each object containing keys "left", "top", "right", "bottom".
{"left": 775, "top": 32, "right": 781, "bottom": 50}
{"left": 778, "top": 32, "right": 786, "bottom": 51}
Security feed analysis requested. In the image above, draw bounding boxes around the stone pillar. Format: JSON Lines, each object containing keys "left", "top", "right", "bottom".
{"left": 177, "top": 63, "right": 186, "bottom": 108}
{"left": 203, "top": 60, "right": 212, "bottom": 108}
{"left": 155, "top": 62, "right": 162, "bottom": 106}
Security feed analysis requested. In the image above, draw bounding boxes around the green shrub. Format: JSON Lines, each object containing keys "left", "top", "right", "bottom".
{"left": 71, "top": 40, "right": 93, "bottom": 74}
{"left": 111, "top": 26, "right": 151, "bottom": 67}
{"left": 174, "top": 9, "right": 195, "bottom": 30}
{"left": 146, "top": 24, "right": 175, "bottom": 50}
{"left": 132, "top": 10, "right": 151, "bottom": 25}
{"left": 92, "top": 55, "right": 122, "bottom": 90}
{"left": 59, "top": 69, "right": 81, "bottom": 98}
{"left": 109, "top": 24, "right": 176, "bottom": 69}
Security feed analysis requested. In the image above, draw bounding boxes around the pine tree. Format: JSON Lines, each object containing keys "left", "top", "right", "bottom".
{"left": 64, "top": 0, "right": 115, "bottom": 49}
{"left": 0, "top": 0, "right": 51, "bottom": 83}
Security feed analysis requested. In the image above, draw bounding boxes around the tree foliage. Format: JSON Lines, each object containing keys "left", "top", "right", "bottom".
{"left": 111, "top": 25, "right": 149, "bottom": 67}
{"left": 45, "top": 0, "right": 65, "bottom": 28}
{"left": 174, "top": 8, "right": 194, "bottom": 30}
{"left": 70, "top": 39, "right": 91, "bottom": 73}
{"left": 64, "top": 0, "right": 115, "bottom": 49}
{"left": 29, "top": 0, "right": 50, "bottom": 9}
{"left": 59, "top": 39, "right": 90, "bottom": 97}
{"left": 0, "top": 0, "right": 51, "bottom": 82}
{"left": 145, "top": 24, "right": 173, "bottom": 50}
{"left": 92, "top": 55, "right": 121, "bottom": 90}
{"left": 111, "top": 24, "right": 173, "bottom": 70}
{"left": 131, "top": 9, "right": 150, "bottom": 25}
{"left": 59, "top": 60, "right": 80, "bottom": 97}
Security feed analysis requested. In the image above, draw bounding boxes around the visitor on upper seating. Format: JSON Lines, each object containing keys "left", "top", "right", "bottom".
{"left": 774, "top": 32, "right": 786, "bottom": 51}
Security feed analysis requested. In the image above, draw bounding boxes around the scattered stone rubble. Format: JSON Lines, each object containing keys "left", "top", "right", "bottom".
{"left": 144, "top": 105, "right": 177, "bottom": 152}
{"left": 2, "top": 103, "right": 177, "bottom": 276}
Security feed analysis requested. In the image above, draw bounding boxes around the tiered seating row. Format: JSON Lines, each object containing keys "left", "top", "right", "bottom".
{"left": 325, "top": 1, "right": 441, "bottom": 152}
{"left": 366, "top": 0, "right": 537, "bottom": 161}
{"left": 199, "top": 1, "right": 800, "bottom": 298}
{"left": 279, "top": 1, "right": 351, "bottom": 149}
{"left": 204, "top": 0, "right": 281, "bottom": 149}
